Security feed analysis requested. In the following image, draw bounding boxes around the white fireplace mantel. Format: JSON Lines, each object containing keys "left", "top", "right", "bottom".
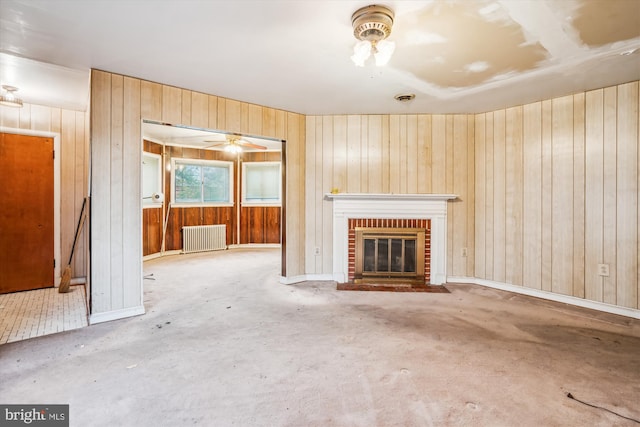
{"left": 325, "top": 193, "right": 457, "bottom": 285}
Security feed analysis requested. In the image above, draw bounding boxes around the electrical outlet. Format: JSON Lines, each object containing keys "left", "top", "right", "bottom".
{"left": 597, "top": 263, "right": 609, "bottom": 277}
{"left": 314, "top": 247, "right": 321, "bottom": 256}
{"left": 461, "top": 247, "right": 467, "bottom": 257}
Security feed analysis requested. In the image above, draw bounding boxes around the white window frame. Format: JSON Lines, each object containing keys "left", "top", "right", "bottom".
{"left": 171, "top": 158, "right": 234, "bottom": 207}
{"left": 142, "top": 152, "right": 163, "bottom": 209}
{"left": 242, "top": 161, "right": 282, "bottom": 207}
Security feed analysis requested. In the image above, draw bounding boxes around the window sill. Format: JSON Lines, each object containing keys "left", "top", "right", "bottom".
{"left": 171, "top": 203, "right": 234, "bottom": 208}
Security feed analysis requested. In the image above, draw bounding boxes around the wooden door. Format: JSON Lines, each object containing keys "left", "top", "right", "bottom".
{"left": 0, "top": 133, "right": 54, "bottom": 293}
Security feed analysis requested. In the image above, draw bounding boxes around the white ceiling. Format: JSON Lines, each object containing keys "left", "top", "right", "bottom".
{"left": 1, "top": 0, "right": 639, "bottom": 115}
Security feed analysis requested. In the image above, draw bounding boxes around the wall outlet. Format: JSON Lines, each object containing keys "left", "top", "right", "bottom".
{"left": 314, "top": 247, "right": 321, "bottom": 256}
{"left": 461, "top": 247, "right": 468, "bottom": 257}
{"left": 597, "top": 263, "right": 609, "bottom": 277}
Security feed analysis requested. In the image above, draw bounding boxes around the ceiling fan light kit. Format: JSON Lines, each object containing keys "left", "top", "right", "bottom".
{"left": 350, "top": 4, "right": 395, "bottom": 67}
{"left": 0, "top": 85, "right": 23, "bottom": 108}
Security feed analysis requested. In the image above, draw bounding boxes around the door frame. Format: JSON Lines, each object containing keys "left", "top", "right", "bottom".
{"left": 0, "top": 126, "right": 61, "bottom": 285}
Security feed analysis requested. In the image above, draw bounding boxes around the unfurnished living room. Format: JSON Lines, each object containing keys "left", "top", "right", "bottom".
{"left": 0, "top": 1, "right": 639, "bottom": 426}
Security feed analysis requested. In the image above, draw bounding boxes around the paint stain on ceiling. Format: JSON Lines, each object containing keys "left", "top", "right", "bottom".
{"left": 572, "top": 0, "right": 640, "bottom": 46}
{"left": 393, "top": 1, "right": 548, "bottom": 89}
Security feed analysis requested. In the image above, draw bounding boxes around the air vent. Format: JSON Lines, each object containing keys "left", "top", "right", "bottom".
{"left": 394, "top": 94, "right": 415, "bottom": 102}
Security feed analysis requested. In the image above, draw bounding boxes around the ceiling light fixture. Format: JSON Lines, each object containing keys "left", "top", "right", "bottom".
{"left": 224, "top": 143, "right": 243, "bottom": 154}
{"left": 350, "top": 5, "right": 395, "bottom": 67}
{"left": 0, "top": 85, "right": 23, "bottom": 108}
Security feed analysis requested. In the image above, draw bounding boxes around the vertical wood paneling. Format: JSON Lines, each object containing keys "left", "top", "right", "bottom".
{"left": 551, "top": 95, "right": 574, "bottom": 296}
{"left": 122, "top": 76, "right": 141, "bottom": 308}
{"left": 60, "top": 110, "right": 76, "bottom": 271}
{"left": 523, "top": 102, "right": 543, "bottom": 289}
{"left": 484, "top": 113, "right": 494, "bottom": 279}
{"left": 190, "top": 92, "right": 209, "bottom": 129}
{"left": 466, "top": 115, "right": 475, "bottom": 274}
{"left": 431, "top": 115, "right": 446, "bottom": 193}
{"left": 585, "top": 89, "right": 604, "bottom": 301}
{"left": 305, "top": 116, "right": 317, "bottom": 273}
{"left": 90, "top": 70, "right": 112, "bottom": 313}
{"left": 360, "top": 116, "right": 369, "bottom": 192}
{"left": 248, "top": 104, "right": 263, "bottom": 136}
{"left": 322, "top": 117, "right": 333, "bottom": 273}
{"left": 616, "top": 82, "right": 638, "bottom": 308}
{"left": 389, "top": 115, "right": 401, "bottom": 193}
{"left": 505, "top": 107, "right": 523, "bottom": 286}
{"left": 347, "top": 115, "right": 361, "bottom": 192}
{"left": 603, "top": 87, "right": 618, "bottom": 304}
{"left": 368, "top": 115, "right": 383, "bottom": 193}
{"left": 417, "top": 115, "right": 432, "bottom": 193}
{"left": 399, "top": 115, "right": 408, "bottom": 193}
{"left": 161, "top": 86, "right": 181, "bottom": 125}
{"left": 452, "top": 115, "right": 468, "bottom": 276}
{"left": 181, "top": 90, "right": 191, "bottom": 126}
{"left": 110, "top": 74, "right": 125, "bottom": 310}
{"left": 493, "top": 110, "right": 506, "bottom": 282}
{"left": 314, "top": 117, "right": 324, "bottom": 273}
{"left": 474, "top": 115, "right": 486, "bottom": 278}
{"left": 407, "top": 115, "right": 418, "bottom": 193}
{"left": 573, "top": 93, "right": 586, "bottom": 299}
{"left": 333, "top": 116, "right": 347, "bottom": 192}
{"left": 541, "top": 100, "right": 553, "bottom": 292}
{"left": 141, "top": 81, "right": 162, "bottom": 121}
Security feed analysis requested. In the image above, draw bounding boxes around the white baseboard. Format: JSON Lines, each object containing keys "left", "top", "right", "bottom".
{"left": 89, "top": 305, "right": 145, "bottom": 325}
{"left": 279, "top": 274, "right": 335, "bottom": 285}
{"left": 448, "top": 276, "right": 640, "bottom": 320}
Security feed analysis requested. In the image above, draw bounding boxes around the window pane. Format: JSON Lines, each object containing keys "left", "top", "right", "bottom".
{"left": 203, "top": 165, "right": 229, "bottom": 202}
{"left": 245, "top": 163, "right": 280, "bottom": 202}
{"left": 175, "top": 164, "right": 202, "bottom": 202}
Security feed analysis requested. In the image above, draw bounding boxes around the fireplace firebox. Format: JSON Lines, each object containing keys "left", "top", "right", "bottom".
{"left": 355, "top": 227, "right": 425, "bottom": 284}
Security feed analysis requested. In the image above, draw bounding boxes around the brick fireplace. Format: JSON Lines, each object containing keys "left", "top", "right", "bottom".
{"left": 326, "top": 193, "right": 456, "bottom": 285}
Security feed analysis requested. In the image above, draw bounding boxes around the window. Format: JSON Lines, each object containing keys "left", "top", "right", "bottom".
{"left": 242, "top": 161, "right": 281, "bottom": 206}
{"left": 171, "top": 158, "right": 233, "bottom": 206}
{"left": 142, "top": 152, "right": 162, "bottom": 208}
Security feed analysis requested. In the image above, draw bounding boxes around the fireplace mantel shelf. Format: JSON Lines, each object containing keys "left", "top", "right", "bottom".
{"left": 325, "top": 193, "right": 458, "bottom": 201}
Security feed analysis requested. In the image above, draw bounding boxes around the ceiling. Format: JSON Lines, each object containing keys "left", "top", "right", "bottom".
{"left": 1, "top": 0, "right": 639, "bottom": 115}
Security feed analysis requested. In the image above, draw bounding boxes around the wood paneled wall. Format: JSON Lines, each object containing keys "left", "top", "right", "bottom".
{"left": 91, "top": 70, "right": 305, "bottom": 317}
{"left": 305, "top": 114, "right": 475, "bottom": 278}
{"left": 0, "top": 103, "right": 89, "bottom": 281}
{"left": 475, "top": 81, "right": 639, "bottom": 309}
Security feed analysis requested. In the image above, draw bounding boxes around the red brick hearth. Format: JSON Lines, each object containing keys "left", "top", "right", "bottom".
{"left": 347, "top": 218, "right": 431, "bottom": 284}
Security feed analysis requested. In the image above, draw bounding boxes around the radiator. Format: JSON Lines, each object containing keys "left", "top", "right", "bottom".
{"left": 182, "top": 225, "right": 227, "bottom": 254}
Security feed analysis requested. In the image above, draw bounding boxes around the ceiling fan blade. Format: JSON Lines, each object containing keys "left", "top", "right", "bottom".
{"left": 238, "top": 141, "right": 267, "bottom": 150}
{"left": 204, "top": 142, "right": 227, "bottom": 149}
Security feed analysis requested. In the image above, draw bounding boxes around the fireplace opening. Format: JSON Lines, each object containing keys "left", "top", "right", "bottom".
{"left": 355, "top": 227, "right": 425, "bottom": 284}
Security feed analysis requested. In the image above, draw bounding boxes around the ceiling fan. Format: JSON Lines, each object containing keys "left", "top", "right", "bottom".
{"left": 204, "top": 134, "right": 267, "bottom": 153}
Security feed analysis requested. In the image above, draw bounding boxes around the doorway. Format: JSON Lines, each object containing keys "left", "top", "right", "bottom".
{"left": 140, "top": 121, "right": 285, "bottom": 264}
{"left": 0, "top": 132, "right": 55, "bottom": 293}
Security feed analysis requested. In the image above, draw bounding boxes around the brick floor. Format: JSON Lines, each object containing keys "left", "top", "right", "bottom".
{"left": 0, "top": 285, "right": 88, "bottom": 344}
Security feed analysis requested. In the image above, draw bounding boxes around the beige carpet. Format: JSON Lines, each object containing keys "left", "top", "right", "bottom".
{"left": 1, "top": 248, "right": 638, "bottom": 426}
